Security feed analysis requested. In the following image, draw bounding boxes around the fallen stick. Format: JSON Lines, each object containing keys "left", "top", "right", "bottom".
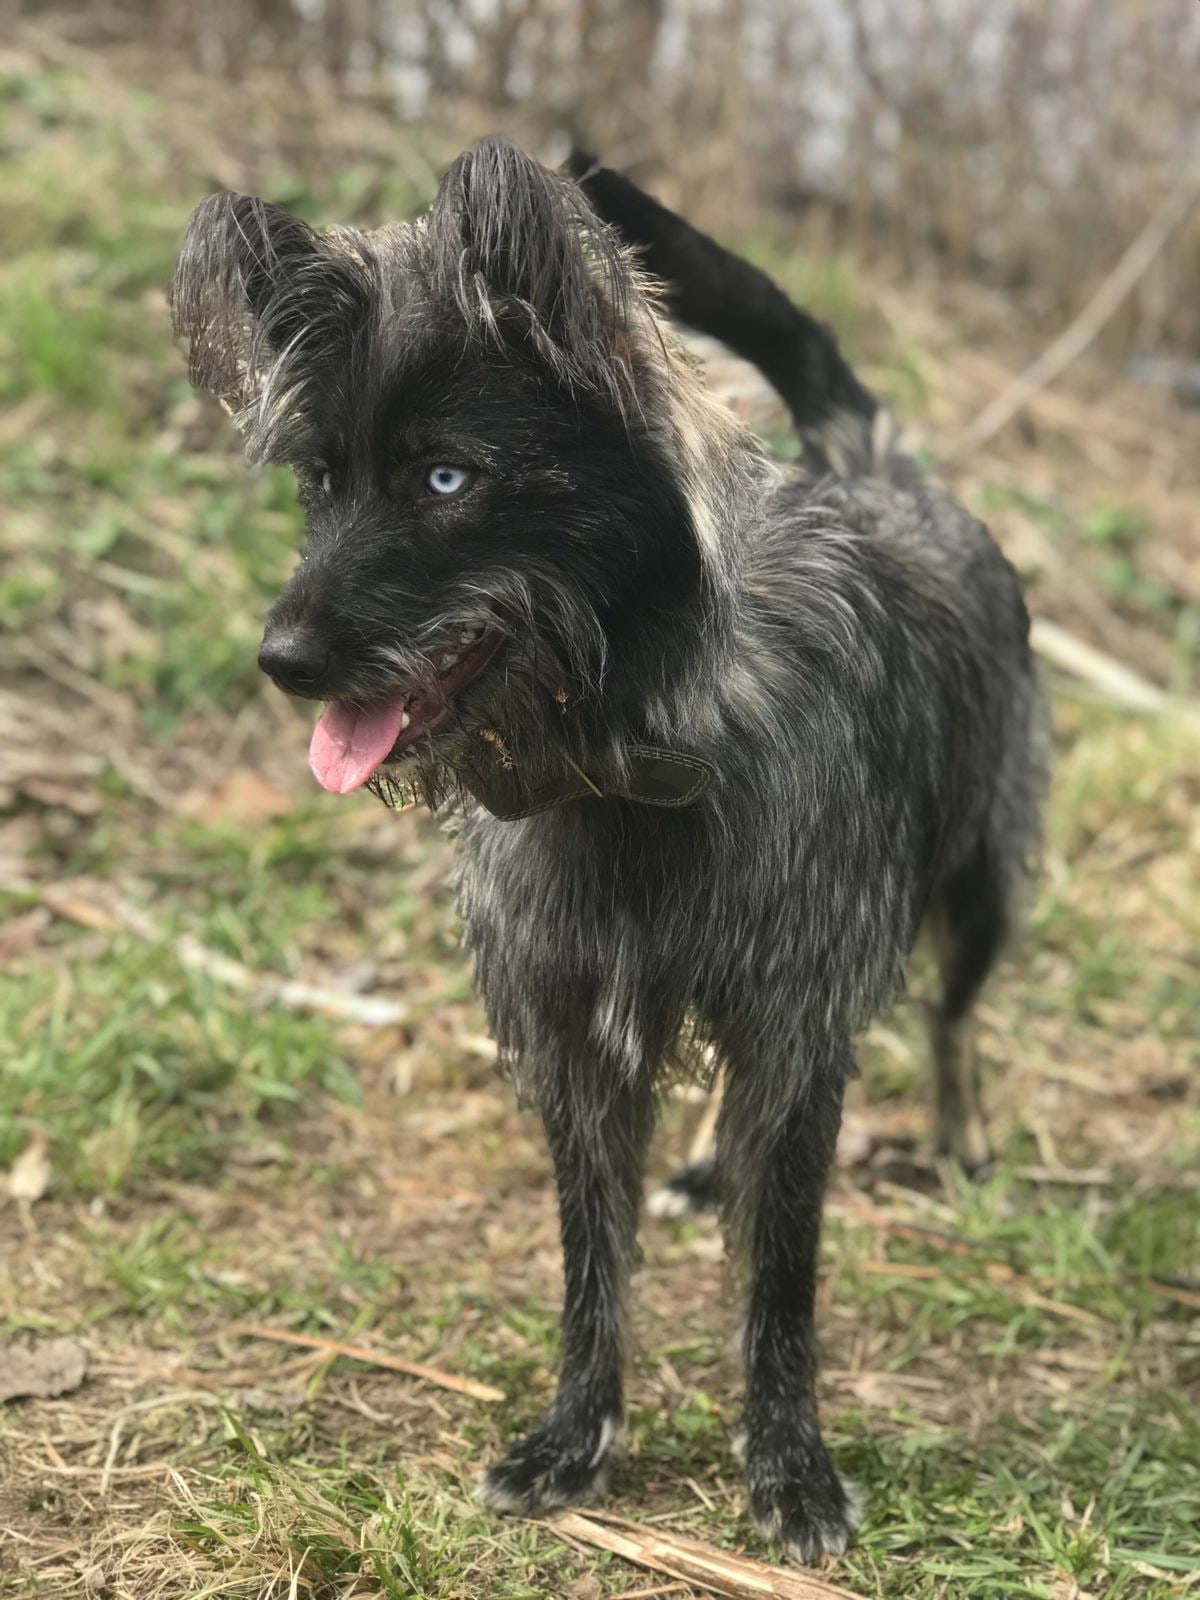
{"left": 611, "top": 1584, "right": 694, "bottom": 1599}
{"left": 173, "top": 931, "right": 410, "bottom": 1025}
{"left": 1030, "top": 618, "right": 1196, "bottom": 721}
{"left": 855, "top": 1258, "right": 1199, "bottom": 1314}
{"left": 1150, "top": 1279, "right": 1200, "bottom": 1314}
{"left": 17, "top": 878, "right": 410, "bottom": 1028}
{"left": 551, "top": 1510, "right": 863, "bottom": 1600}
{"left": 232, "top": 1324, "right": 505, "bottom": 1404}
{"left": 952, "top": 158, "right": 1200, "bottom": 459}
{"left": 1012, "top": 1160, "right": 1118, "bottom": 1187}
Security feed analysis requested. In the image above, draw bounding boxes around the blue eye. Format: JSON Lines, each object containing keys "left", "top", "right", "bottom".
{"left": 424, "top": 464, "right": 472, "bottom": 497}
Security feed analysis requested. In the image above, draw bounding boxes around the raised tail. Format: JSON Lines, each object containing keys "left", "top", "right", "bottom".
{"left": 567, "top": 151, "right": 887, "bottom": 473}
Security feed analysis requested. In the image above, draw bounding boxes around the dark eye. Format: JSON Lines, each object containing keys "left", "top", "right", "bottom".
{"left": 424, "top": 464, "right": 472, "bottom": 498}
{"left": 320, "top": 469, "right": 333, "bottom": 497}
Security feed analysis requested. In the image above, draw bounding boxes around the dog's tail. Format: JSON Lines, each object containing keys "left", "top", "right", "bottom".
{"left": 567, "top": 151, "right": 891, "bottom": 474}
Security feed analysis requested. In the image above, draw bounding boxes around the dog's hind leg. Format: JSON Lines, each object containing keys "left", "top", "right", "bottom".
{"left": 646, "top": 1072, "right": 723, "bottom": 1218}
{"left": 646, "top": 1153, "right": 718, "bottom": 1217}
{"left": 479, "top": 1062, "right": 655, "bottom": 1514}
{"left": 926, "top": 835, "right": 1012, "bottom": 1175}
{"left": 718, "top": 1038, "right": 863, "bottom": 1562}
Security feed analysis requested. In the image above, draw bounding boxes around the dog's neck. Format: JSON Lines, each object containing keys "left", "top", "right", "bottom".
{"left": 467, "top": 441, "right": 767, "bottom": 819}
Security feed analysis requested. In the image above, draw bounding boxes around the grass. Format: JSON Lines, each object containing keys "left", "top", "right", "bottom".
{"left": 1, "top": 42, "right": 1199, "bottom": 1600}
{"left": 0, "top": 935, "right": 356, "bottom": 1189}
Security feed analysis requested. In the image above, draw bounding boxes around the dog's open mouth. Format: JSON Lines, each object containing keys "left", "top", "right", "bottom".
{"left": 309, "top": 627, "right": 503, "bottom": 794}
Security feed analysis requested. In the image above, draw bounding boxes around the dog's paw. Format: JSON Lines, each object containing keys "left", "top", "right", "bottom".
{"left": 478, "top": 1413, "right": 621, "bottom": 1515}
{"left": 935, "top": 1121, "right": 994, "bottom": 1181}
{"left": 745, "top": 1436, "right": 865, "bottom": 1564}
{"left": 646, "top": 1158, "right": 719, "bottom": 1218}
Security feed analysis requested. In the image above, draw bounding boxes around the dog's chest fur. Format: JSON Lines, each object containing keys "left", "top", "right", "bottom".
{"left": 454, "top": 467, "right": 1036, "bottom": 1090}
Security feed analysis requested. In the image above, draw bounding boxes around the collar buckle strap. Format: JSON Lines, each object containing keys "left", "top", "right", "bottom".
{"left": 464, "top": 744, "right": 715, "bottom": 821}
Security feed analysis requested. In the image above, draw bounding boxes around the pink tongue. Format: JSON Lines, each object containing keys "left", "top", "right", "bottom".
{"left": 309, "top": 698, "right": 410, "bottom": 794}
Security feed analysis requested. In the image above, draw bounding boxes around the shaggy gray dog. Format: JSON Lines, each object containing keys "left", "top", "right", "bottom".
{"left": 172, "top": 139, "right": 1043, "bottom": 1562}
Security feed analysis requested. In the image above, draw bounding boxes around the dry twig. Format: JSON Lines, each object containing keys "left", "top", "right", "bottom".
{"left": 953, "top": 160, "right": 1200, "bottom": 458}
{"left": 14, "top": 878, "right": 410, "bottom": 1027}
{"left": 230, "top": 1325, "right": 505, "bottom": 1403}
{"left": 1029, "top": 619, "right": 1197, "bottom": 722}
{"left": 552, "top": 1510, "right": 864, "bottom": 1600}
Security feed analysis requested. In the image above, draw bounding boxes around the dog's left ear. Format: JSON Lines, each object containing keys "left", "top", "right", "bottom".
{"left": 430, "top": 137, "right": 632, "bottom": 392}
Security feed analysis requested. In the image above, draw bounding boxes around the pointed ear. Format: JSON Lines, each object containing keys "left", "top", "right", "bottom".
{"left": 429, "top": 138, "right": 632, "bottom": 391}
{"left": 170, "top": 191, "right": 373, "bottom": 424}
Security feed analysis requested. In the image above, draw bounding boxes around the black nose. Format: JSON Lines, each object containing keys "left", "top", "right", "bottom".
{"left": 257, "top": 628, "right": 330, "bottom": 696}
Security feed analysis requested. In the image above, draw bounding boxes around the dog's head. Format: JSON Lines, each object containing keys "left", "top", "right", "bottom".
{"left": 172, "top": 139, "right": 747, "bottom": 799}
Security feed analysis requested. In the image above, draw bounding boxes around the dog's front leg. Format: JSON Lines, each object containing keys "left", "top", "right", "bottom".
{"left": 479, "top": 1064, "right": 655, "bottom": 1514}
{"left": 720, "top": 1041, "right": 864, "bottom": 1562}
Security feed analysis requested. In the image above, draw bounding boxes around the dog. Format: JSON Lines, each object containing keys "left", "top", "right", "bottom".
{"left": 171, "top": 139, "right": 1043, "bottom": 1562}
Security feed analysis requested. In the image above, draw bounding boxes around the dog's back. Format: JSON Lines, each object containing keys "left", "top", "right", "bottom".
{"left": 571, "top": 155, "right": 1040, "bottom": 935}
{"left": 566, "top": 152, "right": 1045, "bottom": 1182}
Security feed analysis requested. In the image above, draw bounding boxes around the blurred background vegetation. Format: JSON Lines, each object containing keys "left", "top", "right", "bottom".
{"left": 13, "top": 0, "right": 1200, "bottom": 363}
{"left": 0, "top": 5, "right": 1197, "bottom": 1599}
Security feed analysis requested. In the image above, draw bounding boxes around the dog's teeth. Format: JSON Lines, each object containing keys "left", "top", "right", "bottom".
{"left": 399, "top": 709, "right": 411, "bottom": 730}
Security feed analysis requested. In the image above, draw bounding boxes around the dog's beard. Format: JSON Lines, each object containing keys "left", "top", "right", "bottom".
{"left": 362, "top": 639, "right": 588, "bottom": 814}
{"left": 366, "top": 724, "right": 513, "bottom": 812}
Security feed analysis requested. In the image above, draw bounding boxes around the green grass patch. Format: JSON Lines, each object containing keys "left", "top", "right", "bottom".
{"left": 840, "top": 1391, "right": 1200, "bottom": 1599}
{"left": 0, "top": 932, "right": 356, "bottom": 1193}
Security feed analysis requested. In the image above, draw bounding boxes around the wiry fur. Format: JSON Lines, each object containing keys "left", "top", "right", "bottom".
{"left": 172, "top": 138, "right": 1044, "bottom": 1563}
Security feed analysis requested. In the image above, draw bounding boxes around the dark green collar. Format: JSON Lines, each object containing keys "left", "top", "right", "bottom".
{"left": 463, "top": 743, "right": 715, "bottom": 821}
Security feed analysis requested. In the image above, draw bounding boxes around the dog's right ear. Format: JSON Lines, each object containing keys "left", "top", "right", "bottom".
{"left": 170, "top": 191, "right": 372, "bottom": 414}
{"left": 428, "top": 137, "right": 632, "bottom": 394}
